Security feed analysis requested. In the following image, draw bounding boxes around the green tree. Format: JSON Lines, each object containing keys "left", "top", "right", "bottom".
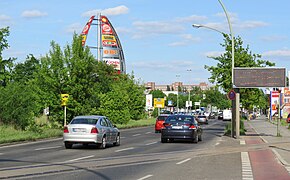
{"left": 205, "top": 35, "right": 274, "bottom": 110}
{"left": 12, "top": 54, "right": 40, "bottom": 84}
{"left": 150, "top": 89, "right": 166, "bottom": 99}
{"left": 0, "top": 27, "right": 15, "bottom": 87}
{"left": 0, "top": 82, "right": 41, "bottom": 129}
{"left": 98, "top": 82, "right": 131, "bottom": 124}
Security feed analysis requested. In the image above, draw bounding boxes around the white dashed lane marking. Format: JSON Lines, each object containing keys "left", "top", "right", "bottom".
{"left": 35, "top": 146, "right": 62, "bottom": 151}
{"left": 241, "top": 152, "right": 254, "bottom": 180}
{"left": 115, "top": 147, "right": 134, "bottom": 152}
{"left": 145, "top": 142, "right": 158, "bottom": 146}
{"left": 176, "top": 158, "right": 191, "bottom": 165}
{"left": 65, "top": 155, "right": 95, "bottom": 163}
{"left": 137, "top": 174, "right": 153, "bottom": 180}
{"left": 133, "top": 134, "right": 141, "bottom": 137}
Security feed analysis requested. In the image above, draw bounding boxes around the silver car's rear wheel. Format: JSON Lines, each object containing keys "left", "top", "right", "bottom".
{"left": 113, "top": 134, "right": 120, "bottom": 146}
{"left": 64, "top": 142, "right": 73, "bottom": 149}
{"left": 98, "top": 136, "right": 106, "bottom": 149}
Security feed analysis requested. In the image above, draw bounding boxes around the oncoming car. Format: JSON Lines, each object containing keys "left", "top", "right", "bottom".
{"left": 63, "top": 115, "right": 120, "bottom": 149}
{"left": 161, "top": 115, "right": 202, "bottom": 143}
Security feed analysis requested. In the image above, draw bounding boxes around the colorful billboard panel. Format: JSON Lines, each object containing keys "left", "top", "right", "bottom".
{"left": 102, "top": 24, "right": 113, "bottom": 35}
{"left": 103, "top": 48, "right": 119, "bottom": 58}
{"left": 104, "top": 58, "right": 120, "bottom": 70}
{"left": 270, "top": 91, "right": 279, "bottom": 117}
{"left": 102, "top": 35, "right": 117, "bottom": 47}
{"left": 81, "top": 16, "right": 95, "bottom": 46}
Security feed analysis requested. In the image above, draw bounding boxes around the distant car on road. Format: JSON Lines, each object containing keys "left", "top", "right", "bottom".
{"left": 161, "top": 114, "right": 202, "bottom": 143}
{"left": 196, "top": 115, "right": 208, "bottom": 124}
{"left": 208, "top": 112, "right": 216, "bottom": 119}
{"left": 223, "top": 110, "right": 232, "bottom": 121}
{"left": 218, "top": 112, "right": 223, "bottom": 120}
{"left": 155, "top": 114, "right": 170, "bottom": 133}
{"left": 63, "top": 115, "right": 120, "bottom": 149}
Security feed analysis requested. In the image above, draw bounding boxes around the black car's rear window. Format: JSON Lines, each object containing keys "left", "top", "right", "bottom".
{"left": 157, "top": 116, "right": 168, "bottom": 121}
{"left": 165, "top": 116, "right": 193, "bottom": 123}
{"left": 71, "top": 118, "right": 98, "bottom": 125}
{"left": 198, "top": 115, "right": 206, "bottom": 118}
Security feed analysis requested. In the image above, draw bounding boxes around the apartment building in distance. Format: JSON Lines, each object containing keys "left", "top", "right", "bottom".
{"left": 145, "top": 81, "right": 210, "bottom": 92}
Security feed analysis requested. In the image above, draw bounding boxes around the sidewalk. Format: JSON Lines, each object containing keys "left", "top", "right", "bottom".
{"left": 243, "top": 116, "right": 290, "bottom": 179}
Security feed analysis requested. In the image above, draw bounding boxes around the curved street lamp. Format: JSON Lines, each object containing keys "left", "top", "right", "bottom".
{"left": 192, "top": 24, "right": 225, "bottom": 35}
{"left": 192, "top": 0, "right": 238, "bottom": 139}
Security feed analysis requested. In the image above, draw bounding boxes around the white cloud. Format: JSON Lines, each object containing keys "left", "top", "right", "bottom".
{"left": 0, "top": 14, "right": 13, "bottom": 28}
{"left": 260, "top": 35, "right": 288, "bottom": 42}
{"left": 21, "top": 10, "right": 48, "bottom": 18}
{"left": 168, "top": 34, "right": 201, "bottom": 47}
{"left": 263, "top": 49, "right": 290, "bottom": 57}
{"left": 65, "top": 23, "right": 83, "bottom": 33}
{"left": 0, "top": 14, "right": 11, "bottom": 21}
{"left": 82, "top": 5, "right": 129, "bottom": 17}
{"left": 131, "top": 60, "right": 196, "bottom": 70}
{"left": 236, "top": 21, "right": 269, "bottom": 29}
{"left": 132, "top": 21, "right": 184, "bottom": 39}
{"left": 174, "top": 15, "right": 207, "bottom": 23}
{"left": 205, "top": 51, "right": 224, "bottom": 57}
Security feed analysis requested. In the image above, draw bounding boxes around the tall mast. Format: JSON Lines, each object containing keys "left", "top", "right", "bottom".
{"left": 97, "top": 13, "right": 102, "bottom": 61}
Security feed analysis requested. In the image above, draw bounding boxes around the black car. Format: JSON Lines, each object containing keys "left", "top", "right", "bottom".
{"left": 218, "top": 113, "right": 223, "bottom": 120}
{"left": 161, "top": 115, "right": 202, "bottom": 143}
{"left": 208, "top": 112, "right": 216, "bottom": 119}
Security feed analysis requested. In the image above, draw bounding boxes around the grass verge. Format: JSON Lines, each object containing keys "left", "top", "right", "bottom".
{"left": 0, "top": 118, "right": 156, "bottom": 145}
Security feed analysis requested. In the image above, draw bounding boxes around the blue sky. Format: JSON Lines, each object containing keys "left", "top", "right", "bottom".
{"left": 1, "top": 0, "right": 290, "bottom": 85}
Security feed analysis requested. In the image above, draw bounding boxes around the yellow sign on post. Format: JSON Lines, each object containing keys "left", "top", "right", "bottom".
{"left": 61, "top": 94, "right": 69, "bottom": 106}
{"left": 154, "top": 98, "right": 165, "bottom": 108}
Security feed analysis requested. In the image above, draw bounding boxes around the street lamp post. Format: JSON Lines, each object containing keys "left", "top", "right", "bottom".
{"left": 187, "top": 69, "right": 192, "bottom": 113}
{"left": 176, "top": 74, "right": 180, "bottom": 113}
{"left": 192, "top": 0, "right": 239, "bottom": 139}
{"left": 192, "top": 24, "right": 225, "bottom": 35}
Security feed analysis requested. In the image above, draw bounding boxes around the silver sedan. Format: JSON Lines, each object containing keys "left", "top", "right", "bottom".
{"left": 63, "top": 115, "right": 120, "bottom": 149}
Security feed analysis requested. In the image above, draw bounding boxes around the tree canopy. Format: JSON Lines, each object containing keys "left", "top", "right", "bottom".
{"left": 0, "top": 29, "right": 146, "bottom": 129}
{"left": 205, "top": 34, "right": 275, "bottom": 110}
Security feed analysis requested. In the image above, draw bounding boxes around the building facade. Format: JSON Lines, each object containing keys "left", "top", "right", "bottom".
{"left": 145, "top": 81, "right": 210, "bottom": 92}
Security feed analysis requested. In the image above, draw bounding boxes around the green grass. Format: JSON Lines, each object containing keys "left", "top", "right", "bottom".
{"left": 0, "top": 117, "right": 156, "bottom": 145}
{"left": 0, "top": 125, "right": 63, "bottom": 144}
{"left": 115, "top": 118, "right": 156, "bottom": 129}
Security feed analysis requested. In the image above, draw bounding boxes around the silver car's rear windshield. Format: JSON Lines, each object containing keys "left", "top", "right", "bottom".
{"left": 71, "top": 118, "right": 99, "bottom": 125}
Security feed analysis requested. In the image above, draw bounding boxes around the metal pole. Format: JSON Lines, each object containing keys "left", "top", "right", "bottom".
{"left": 97, "top": 13, "right": 101, "bottom": 61}
{"left": 218, "top": 0, "right": 237, "bottom": 138}
{"left": 236, "top": 89, "right": 240, "bottom": 139}
{"left": 176, "top": 75, "right": 180, "bottom": 113}
{"left": 64, "top": 106, "right": 67, "bottom": 126}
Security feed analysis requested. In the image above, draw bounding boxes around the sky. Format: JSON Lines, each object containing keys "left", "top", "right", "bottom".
{"left": 1, "top": 0, "right": 290, "bottom": 85}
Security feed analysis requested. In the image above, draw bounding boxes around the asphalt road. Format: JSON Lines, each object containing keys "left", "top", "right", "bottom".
{"left": 0, "top": 119, "right": 244, "bottom": 180}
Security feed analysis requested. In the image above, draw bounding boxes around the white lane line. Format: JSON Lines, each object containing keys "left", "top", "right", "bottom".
{"left": 176, "top": 158, "right": 191, "bottom": 165}
{"left": 137, "top": 175, "right": 153, "bottom": 180}
{"left": 240, "top": 140, "right": 246, "bottom": 145}
{"left": 120, "top": 137, "right": 126, "bottom": 139}
{"left": 35, "top": 146, "right": 62, "bottom": 151}
{"left": 65, "top": 155, "right": 95, "bottom": 162}
{"left": 0, "top": 153, "right": 3, "bottom": 155}
{"left": 145, "top": 141, "right": 158, "bottom": 146}
{"left": 241, "top": 152, "right": 253, "bottom": 180}
{"left": 115, "top": 147, "right": 134, "bottom": 152}
{"left": 145, "top": 132, "right": 152, "bottom": 134}
{"left": 133, "top": 134, "right": 141, "bottom": 137}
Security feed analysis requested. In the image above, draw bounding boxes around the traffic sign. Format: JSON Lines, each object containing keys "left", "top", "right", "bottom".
{"left": 61, "top": 94, "right": 69, "bottom": 106}
{"left": 228, "top": 90, "right": 236, "bottom": 100}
